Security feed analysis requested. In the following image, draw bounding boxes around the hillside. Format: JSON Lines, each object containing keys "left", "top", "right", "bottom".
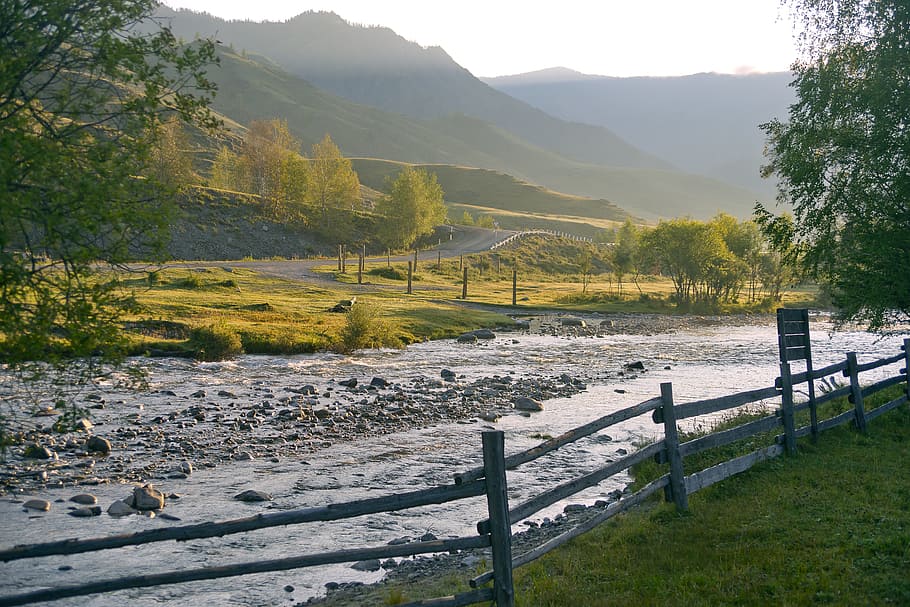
{"left": 352, "top": 158, "right": 632, "bottom": 234}
{"left": 202, "top": 48, "right": 760, "bottom": 220}
{"left": 485, "top": 69, "right": 795, "bottom": 196}
{"left": 156, "top": 6, "right": 669, "bottom": 172}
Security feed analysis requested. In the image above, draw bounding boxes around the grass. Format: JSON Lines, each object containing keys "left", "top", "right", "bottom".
{"left": 510, "top": 391, "right": 910, "bottom": 606}
{"left": 323, "top": 387, "right": 910, "bottom": 606}
{"left": 122, "top": 266, "right": 513, "bottom": 357}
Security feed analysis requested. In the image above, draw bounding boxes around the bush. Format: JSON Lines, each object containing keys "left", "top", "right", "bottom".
{"left": 337, "top": 303, "right": 397, "bottom": 354}
{"left": 189, "top": 322, "right": 243, "bottom": 361}
{"left": 368, "top": 266, "right": 406, "bottom": 280}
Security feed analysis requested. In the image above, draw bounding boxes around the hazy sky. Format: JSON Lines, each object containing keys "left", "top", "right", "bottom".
{"left": 162, "top": 1, "right": 799, "bottom": 78}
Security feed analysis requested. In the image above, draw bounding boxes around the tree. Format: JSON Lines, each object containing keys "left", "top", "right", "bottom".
{"left": 148, "top": 116, "right": 196, "bottom": 190}
{"left": 376, "top": 167, "right": 447, "bottom": 250}
{"left": 577, "top": 249, "right": 594, "bottom": 294}
{"left": 0, "top": 0, "right": 218, "bottom": 365}
{"left": 757, "top": 0, "right": 910, "bottom": 329}
{"left": 306, "top": 134, "right": 360, "bottom": 231}
{"left": 612, "top": 219, "right": 639, "bottom": 295}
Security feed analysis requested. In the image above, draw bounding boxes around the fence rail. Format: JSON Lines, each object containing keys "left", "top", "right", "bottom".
{"left": 2, "top": 338, "right": 908, "bottom": 607}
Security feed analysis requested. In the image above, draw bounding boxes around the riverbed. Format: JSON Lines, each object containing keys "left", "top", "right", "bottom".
{"left": 0, "top": 313, "right": 904, "bottom": 606}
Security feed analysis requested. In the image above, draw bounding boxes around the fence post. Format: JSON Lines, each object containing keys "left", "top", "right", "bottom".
{"left": 462, "top": 267, "right": 468, "bottom": 299}
{"left": 512, "top": 270, "right": 517, "bottom": 306}
{"left": 846, "top": 352, "right": 868, "bottom": 432}
{"left": 357, "top": 254, "right": 363, "bottom": 285}
{"left": 660, "top": 382, "right": 688, "bottom": 512}
{"left": 337, "top": 244, "right": 343, "bottom": 272}
{"left": 779, "top": 362, "right": 797, "bottom": 454}
{"left": 407, "top": 261, "right": 413, "bottom": 295}
{"left": 482, "top": 431, "right": 514, "bottom": 607}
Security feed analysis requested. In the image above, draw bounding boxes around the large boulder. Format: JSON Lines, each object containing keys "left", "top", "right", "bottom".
{"left": 514, "top": 397, "right": 544, "bottom": 412}
{"left": 86, "top": 435, "right": 112, "bottom": 454}
{"left": 127, "top": 484, "right": 165, "bottom": 511}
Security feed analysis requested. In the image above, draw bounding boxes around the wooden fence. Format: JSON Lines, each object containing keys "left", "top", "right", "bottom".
{"left": 1, "top": 339, "right": 908, "bottom": 607}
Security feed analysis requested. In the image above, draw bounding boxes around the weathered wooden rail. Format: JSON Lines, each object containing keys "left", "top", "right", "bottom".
{"left": 1, "top": 338, "right": 908, "bottom": 607}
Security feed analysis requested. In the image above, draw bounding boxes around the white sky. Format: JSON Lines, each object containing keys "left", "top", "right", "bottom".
{"left": 162, "top": 0, "right": 799, "bottom": 78}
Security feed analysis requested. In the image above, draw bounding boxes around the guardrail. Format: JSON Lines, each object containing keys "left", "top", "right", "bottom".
{"left": 490, "top": 229, "right": 592, "bottom": 250}
{"left": 2, "top": 339, "right": 908, "bottom": 606}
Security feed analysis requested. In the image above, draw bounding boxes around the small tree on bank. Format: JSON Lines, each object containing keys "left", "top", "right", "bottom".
{"left": 376, "top": 167, "right": 447, "bottom": 250}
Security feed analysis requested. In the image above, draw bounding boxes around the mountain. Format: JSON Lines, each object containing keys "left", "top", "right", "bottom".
{"left": 156, "top": 7, "right": 669, "bottom": 172}
{"left": 203, "top": 47, "right": 761, "bottom": 220}
{"left": 484, "top": 69, "right": 795, "bottom": 196}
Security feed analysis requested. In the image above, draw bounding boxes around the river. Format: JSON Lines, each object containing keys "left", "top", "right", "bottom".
{"left": 0, "top": 314, "right": 905, "bottom": 606}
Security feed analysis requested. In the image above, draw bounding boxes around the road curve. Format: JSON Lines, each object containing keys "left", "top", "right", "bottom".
{"left": 165, "top": 226, "right": 517, "bottom": 285}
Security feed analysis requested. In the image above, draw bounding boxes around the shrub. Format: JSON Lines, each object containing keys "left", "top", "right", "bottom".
{"left": 337, "top": 302, "right": 397, "bottom": 354}
{"left": 368, "top": 266, "right": 406, "bottom": 280}
{"left": 189, "top": 322, "right": 243, "bottom": 361}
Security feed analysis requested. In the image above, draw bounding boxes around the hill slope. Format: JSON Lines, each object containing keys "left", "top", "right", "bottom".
{"left": 203, "top": 48, "right": 761, "bottom": 220}
{"left": 157, "top": 6, "right": 669, "bottom": 172}
{"left": 485, "top": 69, "right": 795, "bottom": 196}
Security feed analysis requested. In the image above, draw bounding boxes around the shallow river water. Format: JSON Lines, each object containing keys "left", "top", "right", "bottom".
{"left": 0, "top": 314, "right": 905, "bottom": 606}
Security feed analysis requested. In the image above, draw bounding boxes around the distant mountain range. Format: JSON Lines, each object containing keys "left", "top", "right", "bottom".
{"left": 157, "top": 6, "right": 789, "bottom": 221}
{"left": 484, "top": 68, "right": 795, "bottom": 197}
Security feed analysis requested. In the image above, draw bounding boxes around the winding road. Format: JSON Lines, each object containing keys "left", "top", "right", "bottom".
{"left": 167, "top": 225, "right": 518, "bottom": 286}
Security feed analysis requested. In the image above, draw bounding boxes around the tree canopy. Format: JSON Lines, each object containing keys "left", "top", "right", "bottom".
{"left": 757, "top": 0, "right": 910, "bottom": 329}
{"left": 376, "top": 167, "right": 447, "bottom": 249}
{"left": 0, "top": 0, "right": 218, "bottom": 364}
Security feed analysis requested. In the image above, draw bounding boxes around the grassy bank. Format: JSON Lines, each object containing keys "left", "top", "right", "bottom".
{"left": 510, "top": 393, "right": 910, "bottom": 606}
{"left": 316, "top": 388, "right": 909, "bottom": 606}
{"left": 123, "top": 267, "right": 512, "bottom": 356}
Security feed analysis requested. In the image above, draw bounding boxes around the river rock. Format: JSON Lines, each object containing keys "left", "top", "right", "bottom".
{"left": 234, "top": 489, "right": 272, "bottom": 502}
{"left": 85, "top": 436, "right": 111, "bottom": 454}
{"left": 129, "top": 484, "right": 165, "bottom": 511}
{"left": 624, "top": 361, "right": 646, "bottom": 371}
{"left": 23, "top": 499, "right": 51, "bottom": 512}
{"left": 70, "top": 493, "right": 98, "bottom": 505}
{"left": 561, "top": 317, "right": 587, "bottom": 328}
{"left": 73, "top": 418, "right": 93, "bottom": 432}
{"left": 107, "top": 499, "right": 136, "bottom": 517}
{"left": 369, "top": 377, "right": 389, "bottom": 389}
{"left": 514, "top": 397, "right": 544, "bottom": 412}
{"left": 471, "top": 329, "right": 496, "bottom": 340}
{"left": 441, "top": 369, "right": 456, "bottom": 380}
{"left": 351, "top": 559, "right": 381, "bottom": 572}
{"left": 338, "top": 378, "right": 357, "bottom": 388}
{"left": 23, "top": 443, "right": 55, "bottom": 459}
{"left": 456, "top": 333, "right": 477, "bottom": 344}
{"left": 479, "top": 411, "right": 500, "bottom": 422}
{"left": 68, "top": 506, "right": 101, "bottom": 517}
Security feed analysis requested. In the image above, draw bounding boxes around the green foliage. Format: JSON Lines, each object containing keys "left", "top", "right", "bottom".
{"left": 758, "top": 0, "right": 910, "bottom": 330}
{"left": 376, "top": 167, "right": 447, "bottom": 249}
{"left": 640, "top": 215, "right": 785, "bottom": 309}
{"left": 368, "top": 266, "right": 407, "bottom": 280}
{"left": 306, "top": 134, "right": 361, "bottom": 240}
{"left": 189, "top": 322, "right": 244, "bottom": 361}
{"left": 337, "top": 302, "right": 397, "bottom": 354}
{"left": 0, "top": 0, "right": 218, "bottom": 366}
